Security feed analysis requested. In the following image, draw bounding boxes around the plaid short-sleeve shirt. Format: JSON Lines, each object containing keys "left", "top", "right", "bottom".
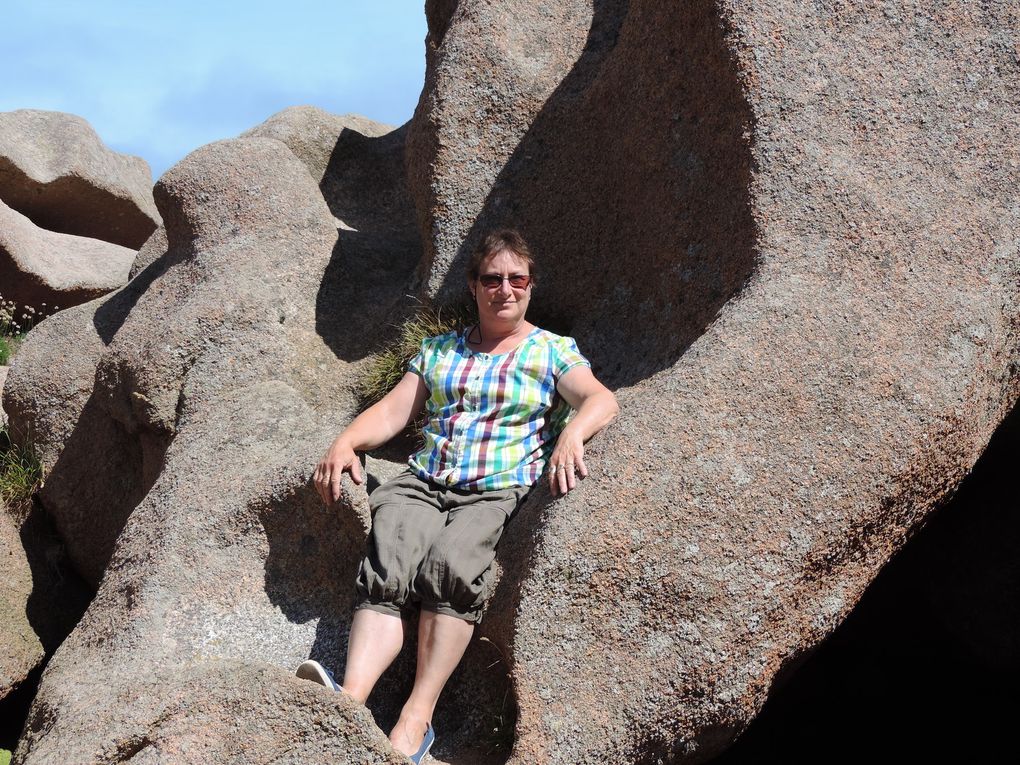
{"left": 407, "top": 327, "right": 590, "bottom": 491}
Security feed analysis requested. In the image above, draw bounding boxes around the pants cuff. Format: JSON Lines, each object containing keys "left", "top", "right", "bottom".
{"left": 421, "top": 601, "right": 485, "bottom": 624}
{"left": 355, "top": 597, "right": 408, "bottom": 619}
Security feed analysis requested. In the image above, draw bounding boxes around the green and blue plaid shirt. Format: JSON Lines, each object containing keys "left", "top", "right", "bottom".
{"left": 407, "top": 327, "right": 590, "bottom": 490}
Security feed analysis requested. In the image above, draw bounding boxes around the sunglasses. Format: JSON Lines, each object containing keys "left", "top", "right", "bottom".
{"left": 477, "top": 273, "right": 532, "bottom": 290}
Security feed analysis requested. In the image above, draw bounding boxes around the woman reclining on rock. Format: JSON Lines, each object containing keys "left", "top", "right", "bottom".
{"left": 300, "top": 228, "right": 618, "bottom": 762}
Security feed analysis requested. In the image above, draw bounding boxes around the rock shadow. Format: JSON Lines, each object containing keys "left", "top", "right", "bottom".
{"left": 18, "top": 497, "right": 92, "bottom": 654}
{"left": 40, "top": 393, "right": 168, "bottom": 587}
{"left": 438, "top": 0, "right": 757, "bottom": 389}
{"left": 258, "top": 482, "right": 364, "bottom": 674}
{"left": 315, "top": 125, "right": 424, "bottom": 362}
{"left": 92, "top": 241, "right": 177, "bottom": 345}
{"left": 711, "top": 396, "right": 1020, "bottom": 763}
{"left": 257, "top": 479, "right": 427, "bottom": 742}
{"left": 38, "top": 254, "right": 180, "bottom": 587}
{"left": 0, "top": 499, "right": 92, "bottom": 752}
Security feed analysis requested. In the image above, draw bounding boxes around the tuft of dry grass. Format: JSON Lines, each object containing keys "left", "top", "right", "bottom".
{"left": 358, "top": 301, "right": 474, "bottom": 409}
{"left": 0, "top": 425, "right": 41, "bottom": 512}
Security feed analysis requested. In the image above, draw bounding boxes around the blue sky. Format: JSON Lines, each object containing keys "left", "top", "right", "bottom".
{"left": 2, "top": 1, "right": 427, "bottom": 179}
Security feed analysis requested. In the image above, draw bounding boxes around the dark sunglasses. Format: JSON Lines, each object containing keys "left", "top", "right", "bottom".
{"left": 478, "top": 273, "right": 532, "bottom": 290}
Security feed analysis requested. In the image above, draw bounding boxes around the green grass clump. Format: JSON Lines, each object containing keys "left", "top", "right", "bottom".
{"left": 0, "top": 748, "right": 12, "bottom": 765}
{"left": 0, "top": 425, "right": 42, "bottom": 509}
{"left": 359, "top": 302, "right": 473, "bottom": 408}
{"left": 0, "top": 335, "right": 14, "bottom": 366}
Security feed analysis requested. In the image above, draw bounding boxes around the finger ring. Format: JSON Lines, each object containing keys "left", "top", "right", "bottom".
{"left": 555, "top": 465, "right": 565, "bottom": 472}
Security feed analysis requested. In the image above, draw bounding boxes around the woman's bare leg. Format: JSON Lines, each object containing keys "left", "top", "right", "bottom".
{"left": 389, "top": 610, "right": 474, "bottom": 756}
{"left": 342, "top": 608, "right": 406, "bottom": 704}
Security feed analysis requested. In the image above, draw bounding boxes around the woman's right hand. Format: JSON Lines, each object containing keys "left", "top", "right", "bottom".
{"left": 313, "top": 438, "right": 363, "bottom": 505}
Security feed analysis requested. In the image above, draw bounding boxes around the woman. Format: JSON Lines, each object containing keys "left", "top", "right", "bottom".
{"left": 300, "top": 229, "right": 618, "bottom": 762}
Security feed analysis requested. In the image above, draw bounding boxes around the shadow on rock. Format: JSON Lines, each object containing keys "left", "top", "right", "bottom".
{"left": 436, "top": 0, "right": 757, "bottom": 388}
{"left": 40, "top": 390, "right": 168, "bottom": 588}
{"left": 258, "top": 481, "right": 368, "bottom": 677}
{"left": 315, "top": 126, "right": 423, "bottom": 362}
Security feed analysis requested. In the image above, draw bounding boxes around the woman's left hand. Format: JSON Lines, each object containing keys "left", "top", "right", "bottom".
{"left": 548, "top": 429, "right": 588, "bottom": 496}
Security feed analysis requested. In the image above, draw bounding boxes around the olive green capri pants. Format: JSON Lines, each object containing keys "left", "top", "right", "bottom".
{"left": 355, "top": 469, "right": 530, "bottom": 623}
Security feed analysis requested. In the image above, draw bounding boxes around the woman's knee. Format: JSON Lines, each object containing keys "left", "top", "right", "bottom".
{"left": 356, "top": 509, "right": 421, "bottom": 609}
{"left": 413, "top": 535, "right": 497, "bottom": 617}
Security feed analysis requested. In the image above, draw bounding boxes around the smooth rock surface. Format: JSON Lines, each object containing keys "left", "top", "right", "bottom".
{"left": 241, "top": 105, "right": 393, "bottom": 184}
{"left": 410, "top": 0, "right": 1020, "bottom": 762}
{"left": 0, "top": 110, "right": 160, "bottom": 249}
{"left": 0, "top": 199, "right": 135, "bottom": 315}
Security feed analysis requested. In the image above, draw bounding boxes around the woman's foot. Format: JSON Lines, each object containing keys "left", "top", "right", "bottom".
{"left": 389, "top": 714, "right": 434, "bottom": 761}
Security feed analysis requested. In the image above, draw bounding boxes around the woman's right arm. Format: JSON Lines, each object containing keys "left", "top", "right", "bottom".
{"left": 314, "top": 371, "right": 429, "bottom": 504}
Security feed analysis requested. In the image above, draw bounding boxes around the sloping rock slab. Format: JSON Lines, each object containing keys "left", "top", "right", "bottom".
{"left": 17, "top": 658, "right": 405, "bottom": 764}
{"left": 0, "top": 199, "right": 135, "bottom": 315}
{"left": 0, "top": 110, "right": 160, "bottom": 249}
{"left": 410, "top": 0, "right": 1020, "bottom": 762}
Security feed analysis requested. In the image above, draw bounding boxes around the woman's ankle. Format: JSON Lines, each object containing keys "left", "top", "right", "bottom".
{"left": 389, "top": 713, "right": 431, "bottom": 756}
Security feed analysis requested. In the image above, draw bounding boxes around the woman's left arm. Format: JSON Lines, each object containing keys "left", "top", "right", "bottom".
{"left": 549, "top": 366, "right": 620, "bottom": 496}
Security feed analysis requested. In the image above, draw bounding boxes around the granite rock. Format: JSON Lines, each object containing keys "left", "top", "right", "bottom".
{"left": 0, "top": 110, "right": 160, "bottom": 249}
{"left": 18, "top": 658, "right": 406, "bottom": 764}
{"left": 8, "top": 121, "right": 428, "bottom": 763}
{"left": 0, "top": 199, "right": 135, "bottom": 316}
{"left": 241, "top": 105, "right": 393, "bottom": 184}
{"left": 0, "top": 505, "right": 39, "bottom": 701}
{"left": 410, "top": 0, "right": 1020, "bottom": 762}
{"left": 6, "top": 1, "right": 1020, "bottom": 762}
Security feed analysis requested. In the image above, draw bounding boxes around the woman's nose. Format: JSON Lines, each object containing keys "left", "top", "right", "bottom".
{"left": 496, "top": 277, "right": 512, "bottom": 296}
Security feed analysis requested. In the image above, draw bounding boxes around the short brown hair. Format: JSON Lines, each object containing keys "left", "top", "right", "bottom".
{"left": 467, "top": 229, "right": 536, "bottom": 284}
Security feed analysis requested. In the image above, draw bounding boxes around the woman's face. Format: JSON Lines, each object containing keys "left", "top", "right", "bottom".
{"left": 472, "top": 250, "right": 532, "bottom": 328}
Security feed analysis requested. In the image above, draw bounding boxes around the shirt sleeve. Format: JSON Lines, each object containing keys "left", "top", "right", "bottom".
{"left": 552, "top": 335, "right": 591, "bottom": 380}
{"left": 407, "top": 337, "right": 429, "bottom": 378}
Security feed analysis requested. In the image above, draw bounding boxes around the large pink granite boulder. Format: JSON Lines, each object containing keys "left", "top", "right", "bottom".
{"left": 6, "top": 115, "right": 441, "bottom": 763}
{"left": 409, "top": 0, "right": 1020, "bottom": 761}
{"left": 0, "top": 110, "right": 160, "bottom": 249}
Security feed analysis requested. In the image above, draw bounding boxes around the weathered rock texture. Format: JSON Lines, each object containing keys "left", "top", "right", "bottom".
{"left": 0, "top": 498, "right": 90, "bottom": 707}
{"left": 5, "top": 115, "right": 443, "bottom": 763}
{"left": 0, "top": 110, "right": 160, "bottom": 249}
{"left": 410, "top": 0, "right": 1020, "bottom": 762}
{"left": 241, "top": 106, "right": 393, "bottom": 184}
{"left": 0, "top": 505, "right": 39, "bottom": 700}
{"left": 0, "top": 199, "right": 136, "bottom": 315}
{"left": 4, "top": 2, "right": 1020, "bottom": 765}
{"left": 21, "top": 659, "right": 406, "bottom": 764}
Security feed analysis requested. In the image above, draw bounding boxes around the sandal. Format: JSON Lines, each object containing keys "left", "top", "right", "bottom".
{"left": 295, "top": 659, "right": 343, "bottom": 692}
